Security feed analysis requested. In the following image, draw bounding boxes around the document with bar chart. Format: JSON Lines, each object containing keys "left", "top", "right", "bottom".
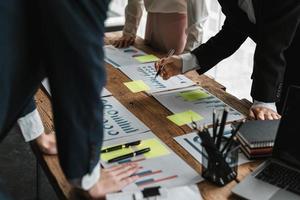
{"left": 174, "top": 131, "right": 250, "bottom": 166}
{"left": 100, "top": 132, "right": 202, "bottom": 191}
{"left": 104, "top": 45, "right": 147, "bottom": 68}
{"left": 120, "top": 63, "right": 195, "bottom": 94}
{"left": 153, "top": 86, "right": 245, "bottom": 127}
{"left": 102, "top": 96, "right": 150, "bottom": 141}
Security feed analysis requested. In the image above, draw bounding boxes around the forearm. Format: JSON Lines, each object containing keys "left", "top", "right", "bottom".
{"left": 252, "top": 100, "right": 277, "bottom": 112}
{"left": 70, "top": 162, "right": 101, "bottom": 191}
{"left": 191, "top": 18, "right": 248, "bottom": 74}
{"left": 17, "top": 109, "right": 44, "bottom": 142}
{"left": 180, "top": 53, "right": 201, "bottom": 73}
{"left": 184, "top": 0, "right": 209, "bottom": 51}
{"left": 123, "top": 0, "right": 143, "bottom": 37}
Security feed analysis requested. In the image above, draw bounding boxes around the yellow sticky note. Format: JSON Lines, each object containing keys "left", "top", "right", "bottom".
{"left": 179, "top": 89, "right": 210, "bottom": 101}
{"left": 136, "top": 138, "right": 170, "bottom": 159}
{"left": 134, "top": 54, "right": 159, "bottom": 63}
{"left": 167, "top": 110, "right": 203, "bottom": 126}
{"left": 124, "top": 80, "right": 150, "bottom": 93}
{"left": 101, "top": 146, "right": 133, "bottom": 162}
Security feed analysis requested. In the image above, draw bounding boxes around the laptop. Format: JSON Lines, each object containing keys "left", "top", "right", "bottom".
{"left": 232, "top": 86, "right": 300, "bottom": 200}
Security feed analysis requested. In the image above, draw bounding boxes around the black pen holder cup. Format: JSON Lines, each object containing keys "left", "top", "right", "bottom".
{"left": 201, "top": 142, "right": 239, "bottom": 186}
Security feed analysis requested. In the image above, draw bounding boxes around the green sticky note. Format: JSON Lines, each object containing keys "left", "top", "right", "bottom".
{"left": 167, "top": 110, "right": 203, "bottom": 126}
{"left": 136, "top": 138, "right": 170, "bottom": 159}
{"left": 134, "top": 54, "right": 159, "bottom": 63}
{"left": 101, "top": 146, "right": 133, "bottom": 162}
{"left": 124, "top": 80, "right": 150, "bottom": 93}
{"left": 179, "top": 89, "right": 210, "bottom": 101}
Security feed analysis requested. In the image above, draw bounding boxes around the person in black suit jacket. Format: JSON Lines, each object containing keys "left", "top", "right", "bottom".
{"left": 0, "top": 0, "right": 139, "bottom": 198}
{"left": 155, "top": 0, "right": 300, "bottom": 120}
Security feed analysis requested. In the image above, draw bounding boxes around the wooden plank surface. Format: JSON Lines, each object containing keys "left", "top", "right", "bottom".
{"left": 33, "top": 32, "right": 261, "bottom": 200}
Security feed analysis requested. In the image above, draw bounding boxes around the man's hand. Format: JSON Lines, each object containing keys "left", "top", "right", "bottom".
{"left": 249, "top": 106, "right": 281, "bottom": 120}
{"left": 88, "top": 163, "right": 139, "bottom": 199}
{"left": 36, "top": 131, "right": 57, "bottom": 155}
{"left": 112, "top": 35, "right": 135, "bottom": 48}
{"left": 154, "top": 56, "right": 183, "bottom": 80}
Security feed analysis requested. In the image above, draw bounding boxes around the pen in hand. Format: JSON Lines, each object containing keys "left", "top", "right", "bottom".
{"left": 154, "top": 49, "right": 175, "bottom": 79}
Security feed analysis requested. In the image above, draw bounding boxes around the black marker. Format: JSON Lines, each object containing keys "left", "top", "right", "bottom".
{"left": 107, "top": 147, "right": 151, "bottom": 163}
{"left": 101, "top": 140, "right": 141, "bottom": 153}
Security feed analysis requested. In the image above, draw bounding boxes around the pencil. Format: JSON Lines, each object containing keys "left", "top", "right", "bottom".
{"left": 221, "top": 120, "right": 245, "bottom": 154}
{"left": 216, "top": 108, "right": 228, "bottom": 150}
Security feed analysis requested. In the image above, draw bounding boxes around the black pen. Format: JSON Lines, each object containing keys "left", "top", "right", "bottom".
{"left": 154, "top": 49, "right": 175, "bottom": 79}
{"left": 221, "top": 120, "right": 245, "bottom": 154}
{"left": 101, "top": 140, "right": 141, "bottom": 153}
{"left": 107, "top": 147, "right": 151, "bottom": 163}
{"left": 216, "top": 108, "right": 228, "bottom": 150}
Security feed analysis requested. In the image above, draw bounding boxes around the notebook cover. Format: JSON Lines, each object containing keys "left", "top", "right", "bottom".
{"left": 236, "top": 120, "right": 280, "bottom": 148}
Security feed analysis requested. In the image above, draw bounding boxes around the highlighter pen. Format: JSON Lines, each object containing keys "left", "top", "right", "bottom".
{"left": 107, "top": 147, "right": 151, "bottom": 163}
{"left": 101, "top": 140, "right": 141, "bottom": 153}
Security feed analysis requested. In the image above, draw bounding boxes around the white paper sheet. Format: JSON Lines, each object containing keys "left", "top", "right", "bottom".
{"left": 101, "top": 131, "right": 202, "bottom": 191}
{"left": 42, "top": 79, "right": 51, "bottom": 95}
{"left": 174, "top": 131, "right": 250, "bottom": 166}
{"left": 102, "top": 96, "right": 150, "bottom": 141}
{"left": 101, "top": 88, "right": 112, "bottom": 97}
{"left": 106, "top": 185, "right": 202, "bottom": 200}
{"left": 120, "top": 63, "right": 196, "bottom": 94}
{"left": 153, "top": 86, "right": 245, "bottom": 127}
{"left": 104, "top": 45, "right": 146, "bottom": 68}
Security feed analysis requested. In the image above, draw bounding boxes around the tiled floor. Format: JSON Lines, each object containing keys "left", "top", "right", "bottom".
{"left": 0, "top": 126, "right": 57, "bottom": 200}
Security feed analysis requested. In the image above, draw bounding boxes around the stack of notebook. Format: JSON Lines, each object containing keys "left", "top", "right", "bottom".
{"left": 235, "top": 119, "right": 280, "bottom": 159}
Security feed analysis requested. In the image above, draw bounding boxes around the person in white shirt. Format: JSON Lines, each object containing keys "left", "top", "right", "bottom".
{"left": 17, "top": 109, "right": 57, "bottom": 155}
{"left": 112, "top": 0, "right": 209, "bottom": 54}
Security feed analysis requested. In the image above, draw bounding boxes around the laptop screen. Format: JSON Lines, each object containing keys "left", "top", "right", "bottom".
{"left": 273, "top": 86, "right": 300, "bottom": 168}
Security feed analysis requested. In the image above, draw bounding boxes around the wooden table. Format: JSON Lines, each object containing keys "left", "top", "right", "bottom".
{"left": 33, "top": 32, "right": 261, "bottom": 200}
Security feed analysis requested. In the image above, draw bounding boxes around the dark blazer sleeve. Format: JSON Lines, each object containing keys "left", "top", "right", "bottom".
{"left": 19, "top": 98, "right": 36, "bottom": 118}
{"left": 191, "top": 15, "right": 248, "bottom": 74}
{"left": 40, "top": 0, "right": 109, "bottom": 180}
{"left": 250, "top": 0, "right": 300, "bottom": 102}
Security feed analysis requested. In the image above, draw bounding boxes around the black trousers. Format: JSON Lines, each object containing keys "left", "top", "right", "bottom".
{"left": 0, "top": 0, "right": 109, "bottom": 181}
{"left": 277, "top": 26, "right": 300, "bottom": 114}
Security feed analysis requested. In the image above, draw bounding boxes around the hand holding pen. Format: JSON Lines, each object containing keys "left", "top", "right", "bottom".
{"left": 154, "top": 49, "right": 183, "bottom": 80}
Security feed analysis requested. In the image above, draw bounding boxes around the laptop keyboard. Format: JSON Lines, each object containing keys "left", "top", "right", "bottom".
{"left": 256, "top": 162, "right": 300, "bottom": 195}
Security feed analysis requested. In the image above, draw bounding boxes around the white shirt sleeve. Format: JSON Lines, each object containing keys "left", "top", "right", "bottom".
{"left": 123, "top": 0, "right": 144, "bottom": 37}
{"left": 17, "top": 108, "right": 101, "bottom": 191}
{"left": 184, "top": 0, "right": 209, "bottom": 52}
{"left": 80, "top": 162, "right": 101, "bottom": 191}
{"left": 252, "top": 100, "right": 277, "bottom": 112}
{"left": 180, "top": 53, "right": 201, "bottom": 73}
{"left": 17, "top": 109, "right": 44, "bottom": 142}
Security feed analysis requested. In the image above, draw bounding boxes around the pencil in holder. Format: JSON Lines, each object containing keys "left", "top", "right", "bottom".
{"left": 201, "top": 140, "right": 239, "bottom": 186}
